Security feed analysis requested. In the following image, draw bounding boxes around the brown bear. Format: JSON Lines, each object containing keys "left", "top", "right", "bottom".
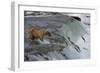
{"left": 28, "top": 27, "right": 51, "bottom": 41}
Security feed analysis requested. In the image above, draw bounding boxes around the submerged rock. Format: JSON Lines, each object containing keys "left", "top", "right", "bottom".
{"left": 25, "top": 44, "right": 65, "bottom": 54}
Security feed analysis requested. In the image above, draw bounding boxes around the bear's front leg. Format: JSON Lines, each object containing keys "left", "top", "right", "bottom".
{"left": 40, "top": 36, "right": 43, "bottom": 41}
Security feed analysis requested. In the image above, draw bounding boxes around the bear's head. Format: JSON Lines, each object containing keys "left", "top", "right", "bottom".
{"left": 45, "top": 30, "right": 51, "bottom": 37}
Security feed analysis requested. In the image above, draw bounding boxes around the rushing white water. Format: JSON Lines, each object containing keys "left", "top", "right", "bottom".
{"left": 24, "top": 13, "right": 90, "bottom": 61}
{"left": 38, "top": 39, "right": 50, "bottom": 44}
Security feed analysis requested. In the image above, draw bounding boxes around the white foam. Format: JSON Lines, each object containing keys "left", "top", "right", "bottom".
{"left": 38, "top": 39, "right": 50, "bottom": 44}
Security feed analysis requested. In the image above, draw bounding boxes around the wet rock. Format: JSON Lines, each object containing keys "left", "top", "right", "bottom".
{"left": 31, "top": 44, "right": 65, "bottom": 54}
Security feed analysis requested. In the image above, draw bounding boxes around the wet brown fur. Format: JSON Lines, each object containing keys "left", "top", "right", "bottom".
{"left": 29, "top": 27, "right": 51, "bottom": 41}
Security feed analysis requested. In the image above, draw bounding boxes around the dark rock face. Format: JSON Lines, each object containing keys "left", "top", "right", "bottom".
{"left": 71, "top": 16, "right": 81, "bottom": 21}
